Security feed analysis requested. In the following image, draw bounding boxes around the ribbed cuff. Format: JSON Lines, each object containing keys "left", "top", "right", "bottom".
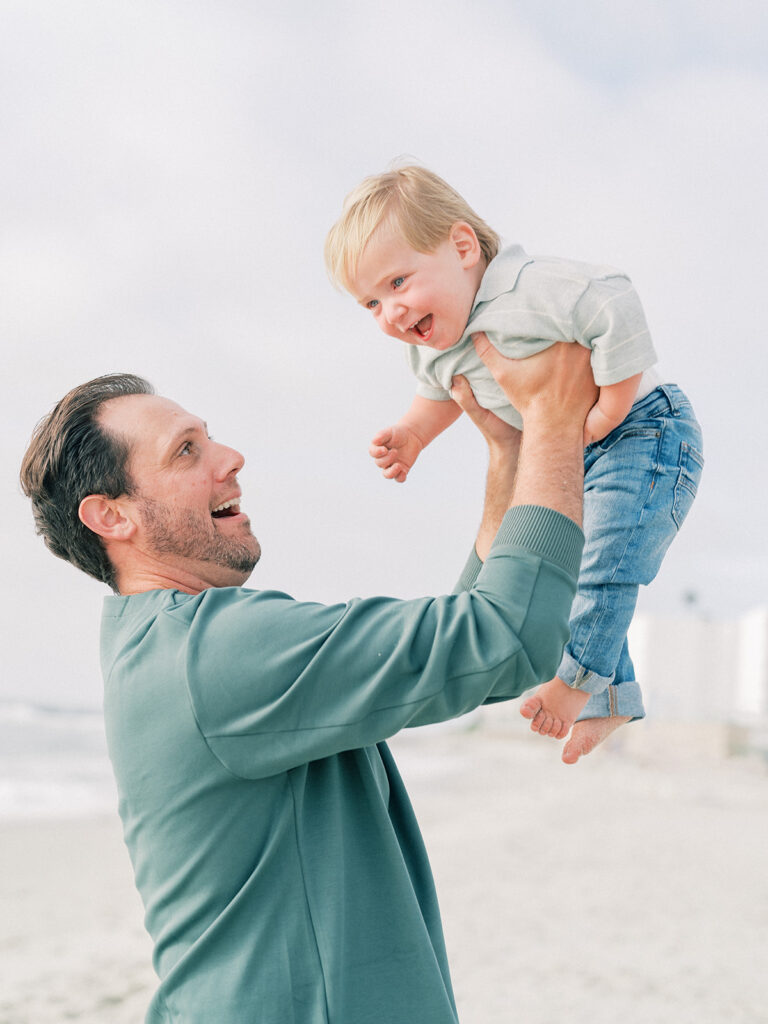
{"left": 491, "top": 505, "right": 584, "bottom": 579}
{"left": 453, "top": 547, "right": 484, "bottom": 593}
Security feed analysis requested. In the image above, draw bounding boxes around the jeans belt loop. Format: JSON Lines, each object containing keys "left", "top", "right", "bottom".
{"left": 658, "top": 383, "right": 679, "bottom": 416}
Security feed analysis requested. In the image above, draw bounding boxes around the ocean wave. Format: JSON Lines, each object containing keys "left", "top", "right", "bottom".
{"left": 0, "top": 699, "right": 103, "bottom": 727}
{"left": 0, "top": 700, "right": 115, "bottom": 820}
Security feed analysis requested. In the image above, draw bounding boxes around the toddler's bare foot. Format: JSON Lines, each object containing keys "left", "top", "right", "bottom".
{"left": 562, "top": 715, "right": 630, "bottom": 765}
{"left": 520, "top": 677, "right": 590, "bottom": 740}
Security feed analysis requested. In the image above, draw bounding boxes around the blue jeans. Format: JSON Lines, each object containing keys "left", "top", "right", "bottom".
{"left": 558, "top": 384, "right": 704, "bottom": 721}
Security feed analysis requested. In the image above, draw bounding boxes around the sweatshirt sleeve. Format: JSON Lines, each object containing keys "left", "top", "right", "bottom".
{"left": 181, "top": 506, "right": 583, "bottom": 778}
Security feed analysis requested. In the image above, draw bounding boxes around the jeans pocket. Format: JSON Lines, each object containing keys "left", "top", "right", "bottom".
{"left": 672, "top": 441, "right": 704, "bottom": 528}
{"left": 595, "top": 426, "right": 661, "bottom": 455}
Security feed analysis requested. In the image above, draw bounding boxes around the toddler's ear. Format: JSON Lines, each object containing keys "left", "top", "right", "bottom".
{"left": 450, "top": 222, "right": 482, "bottom": 267}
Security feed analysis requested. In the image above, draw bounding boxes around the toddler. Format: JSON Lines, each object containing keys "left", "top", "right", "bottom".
{"left": 325, "top": 165, "right": 704, "bottom": 762}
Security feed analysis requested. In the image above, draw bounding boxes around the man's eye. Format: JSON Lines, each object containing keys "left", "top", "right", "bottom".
{"left": 179, "top": 441, "right": 194, "bottom": 456}
{"left": 393, "top": 276, "right": 404, "bottom": 288}
{"left": 367, "top": 299, "right": 379, "bottom": 310}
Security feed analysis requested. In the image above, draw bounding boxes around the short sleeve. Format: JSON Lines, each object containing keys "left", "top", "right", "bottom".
{"left": 573, "top": 275, "right": 657, "bottom": 385}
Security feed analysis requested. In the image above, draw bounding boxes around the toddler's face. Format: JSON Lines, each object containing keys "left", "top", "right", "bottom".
{"left": 350, "top": 223, "right": 481, "bottom": 351}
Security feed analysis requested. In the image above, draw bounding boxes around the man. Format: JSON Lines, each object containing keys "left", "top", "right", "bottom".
{"left": 20, "top": 338, "right": 595, "bottom": 1023}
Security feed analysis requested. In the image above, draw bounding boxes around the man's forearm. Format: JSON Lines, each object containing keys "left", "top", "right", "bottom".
{"left": 510, "top": 411, "right": 584, "bottom": 528}
{"left": 475, "top": 415, "right": 582, "bottom": 566}
{"left": 475, "top": 433, "right": 521, "bottom": 562}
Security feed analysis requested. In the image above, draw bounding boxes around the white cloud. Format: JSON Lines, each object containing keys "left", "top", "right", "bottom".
{"left": 505, "top": 0, "right": 768, "bottom": 84}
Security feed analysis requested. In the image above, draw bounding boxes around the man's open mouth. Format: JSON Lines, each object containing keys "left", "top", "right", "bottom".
{"left": 211, "top": 499, "right": 241, "bottom": 519}
{"left": 411, "top": 314, "right": 433, "bottom": 339}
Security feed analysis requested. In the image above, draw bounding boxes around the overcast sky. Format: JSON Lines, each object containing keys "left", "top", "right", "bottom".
{"left": 3, "top": 0, "right": 767, "bottom": 708}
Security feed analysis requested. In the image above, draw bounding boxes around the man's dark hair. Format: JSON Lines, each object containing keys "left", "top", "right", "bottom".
{"left": 20, "top": 373, "right": 155, "bottom": 590}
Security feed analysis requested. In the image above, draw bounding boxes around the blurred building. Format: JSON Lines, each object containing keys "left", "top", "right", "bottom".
{"left": 454, "top": 606, "right": 768, "bottom": 761}
{"left": 628, "top": 606, "right": 768, "bottom": 757}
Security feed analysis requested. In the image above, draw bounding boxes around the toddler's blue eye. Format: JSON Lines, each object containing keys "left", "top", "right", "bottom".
{"left": 367, "top": 299, "right": 379, "bottom": 310}
{"left": 393, "top": 277, "right": 404, "bottom": 288}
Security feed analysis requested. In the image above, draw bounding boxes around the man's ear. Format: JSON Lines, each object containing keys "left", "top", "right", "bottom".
{"left": 449, "top": 221, "right": 482, "bottom": 268}
{"left": 78, "top": 495, "right": 136, "bottom": 542}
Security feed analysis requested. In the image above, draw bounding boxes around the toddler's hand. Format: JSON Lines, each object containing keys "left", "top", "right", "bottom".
{"left": 369, "top": 424, "right": 425, "bottom": 483}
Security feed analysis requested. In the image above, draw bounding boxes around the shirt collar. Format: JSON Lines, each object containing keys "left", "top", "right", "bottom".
{"left": 472, "top": 244, "right": 532, "bottom": 310}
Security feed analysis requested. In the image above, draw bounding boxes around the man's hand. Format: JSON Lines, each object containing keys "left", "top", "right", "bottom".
{"left": 369, "top": 424, "right": 425, "bottom": 483}
{"left": 472, "top": 333, "right": 597, "bottom": 431}
{"left": 471, "top": 334, "right": 595, "bottom": 527}
{"left": 449, "top": 376, "right": 520, "bottom": 457}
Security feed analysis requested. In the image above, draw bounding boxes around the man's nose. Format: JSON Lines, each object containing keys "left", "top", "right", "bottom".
{"left": 214, "top": 442, "right": 245, "bottom": 478}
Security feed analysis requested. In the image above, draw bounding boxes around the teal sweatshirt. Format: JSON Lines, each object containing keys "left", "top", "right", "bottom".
{"left": 100, "top": 506, "right": 583, "bottom": 1023}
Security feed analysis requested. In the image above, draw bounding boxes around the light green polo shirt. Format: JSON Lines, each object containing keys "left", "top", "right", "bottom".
{"left": 101, "top": 505, "right": 583, "bottom": 1023}
{"left": 408, "top": 245, "right": 658, "bottom": 429}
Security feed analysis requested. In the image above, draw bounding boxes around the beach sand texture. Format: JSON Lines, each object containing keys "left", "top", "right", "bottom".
{"left": 1, "top": 722, "right": 767, "bottom": 1024}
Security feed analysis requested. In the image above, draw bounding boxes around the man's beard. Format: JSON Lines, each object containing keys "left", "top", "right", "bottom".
{"left": 137, "top": 497, "right": 260, "bottom": 577}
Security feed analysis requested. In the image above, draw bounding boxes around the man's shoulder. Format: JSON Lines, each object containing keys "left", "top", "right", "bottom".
{"left": 100, "top": 585, "right": 314, "bottom": 692}
{"left": 100, "top": 586, "right": 298, "bottom": 651}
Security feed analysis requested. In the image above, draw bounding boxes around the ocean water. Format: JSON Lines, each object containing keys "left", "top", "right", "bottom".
{"left": 0, "top": 700, "right": 478, "bottom": 822}
{"left": 0, "top": 701, "right": 117, "bottom": 819}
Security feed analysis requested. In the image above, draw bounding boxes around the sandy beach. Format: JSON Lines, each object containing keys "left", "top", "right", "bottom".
{"left": 2, "top": 719, "right": 767, "bottom": 1024}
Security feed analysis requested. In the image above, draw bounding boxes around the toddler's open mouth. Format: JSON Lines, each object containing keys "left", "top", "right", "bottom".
{"left": 411, "top": 314, "right": 433, "bottom": 339}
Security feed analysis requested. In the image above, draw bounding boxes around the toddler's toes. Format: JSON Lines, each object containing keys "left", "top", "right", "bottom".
{"left": 528, "top": 706, "right": 551, "bottom": 734}
{"left": 520, "top": 693, "right": 542, "bottom": 721}
{"left": 537, "top": 713, "right": 561, "bottom": 737}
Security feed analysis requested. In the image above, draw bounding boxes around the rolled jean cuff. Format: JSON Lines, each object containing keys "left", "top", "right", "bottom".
{"left": 557, "top": 650, "right": 614, "bottom": 695}
{"left": 577, "top": 682, "right": 646, "bottom": 722}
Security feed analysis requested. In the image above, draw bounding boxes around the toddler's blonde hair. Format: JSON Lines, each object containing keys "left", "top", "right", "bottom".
{"left": 325, "top": 164, "right": 500, "bottom": 293}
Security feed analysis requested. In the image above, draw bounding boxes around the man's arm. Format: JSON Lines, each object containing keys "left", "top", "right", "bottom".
{"left": 454, "top": 336, "right": 597, "bottom": 554}
{"left": 449, "top": 375, "right": 521, "bottom": 563}
{"left": 479, "top": 336, "right": 595, "bottom": 526}
{"left": 183, "top": 342, "right": 595, "bottom": 778}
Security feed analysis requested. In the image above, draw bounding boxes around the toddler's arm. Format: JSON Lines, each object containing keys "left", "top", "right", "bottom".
{"left": 583, "top": 373, "right": 642, "bottom": 445}
{"left": 370, "top": 395, "right": 462, "bottom": 483}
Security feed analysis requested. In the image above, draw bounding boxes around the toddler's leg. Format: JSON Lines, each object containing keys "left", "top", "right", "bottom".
{"left": 521, "top": 424, "right": 658, "bottom": 745}
{"left": 522, "top": 388, "right": 703, "bottom": 760}
{"left": 562, "top": 640, "right": 635, "bottom": 764}
{"left": 520, "top": 578, "right": 641, "bottom": 743}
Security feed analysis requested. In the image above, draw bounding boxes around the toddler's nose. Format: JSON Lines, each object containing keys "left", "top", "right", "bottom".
{"left": 383, "top": 298, "right": 407, "bottom": 327}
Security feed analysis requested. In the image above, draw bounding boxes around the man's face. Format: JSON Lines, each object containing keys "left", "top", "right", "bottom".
{"left": 99, "top": 394, "right": 260, "bottom": 590}
{"left": 350, "top": 222, "right": 480, "bottom": 352}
